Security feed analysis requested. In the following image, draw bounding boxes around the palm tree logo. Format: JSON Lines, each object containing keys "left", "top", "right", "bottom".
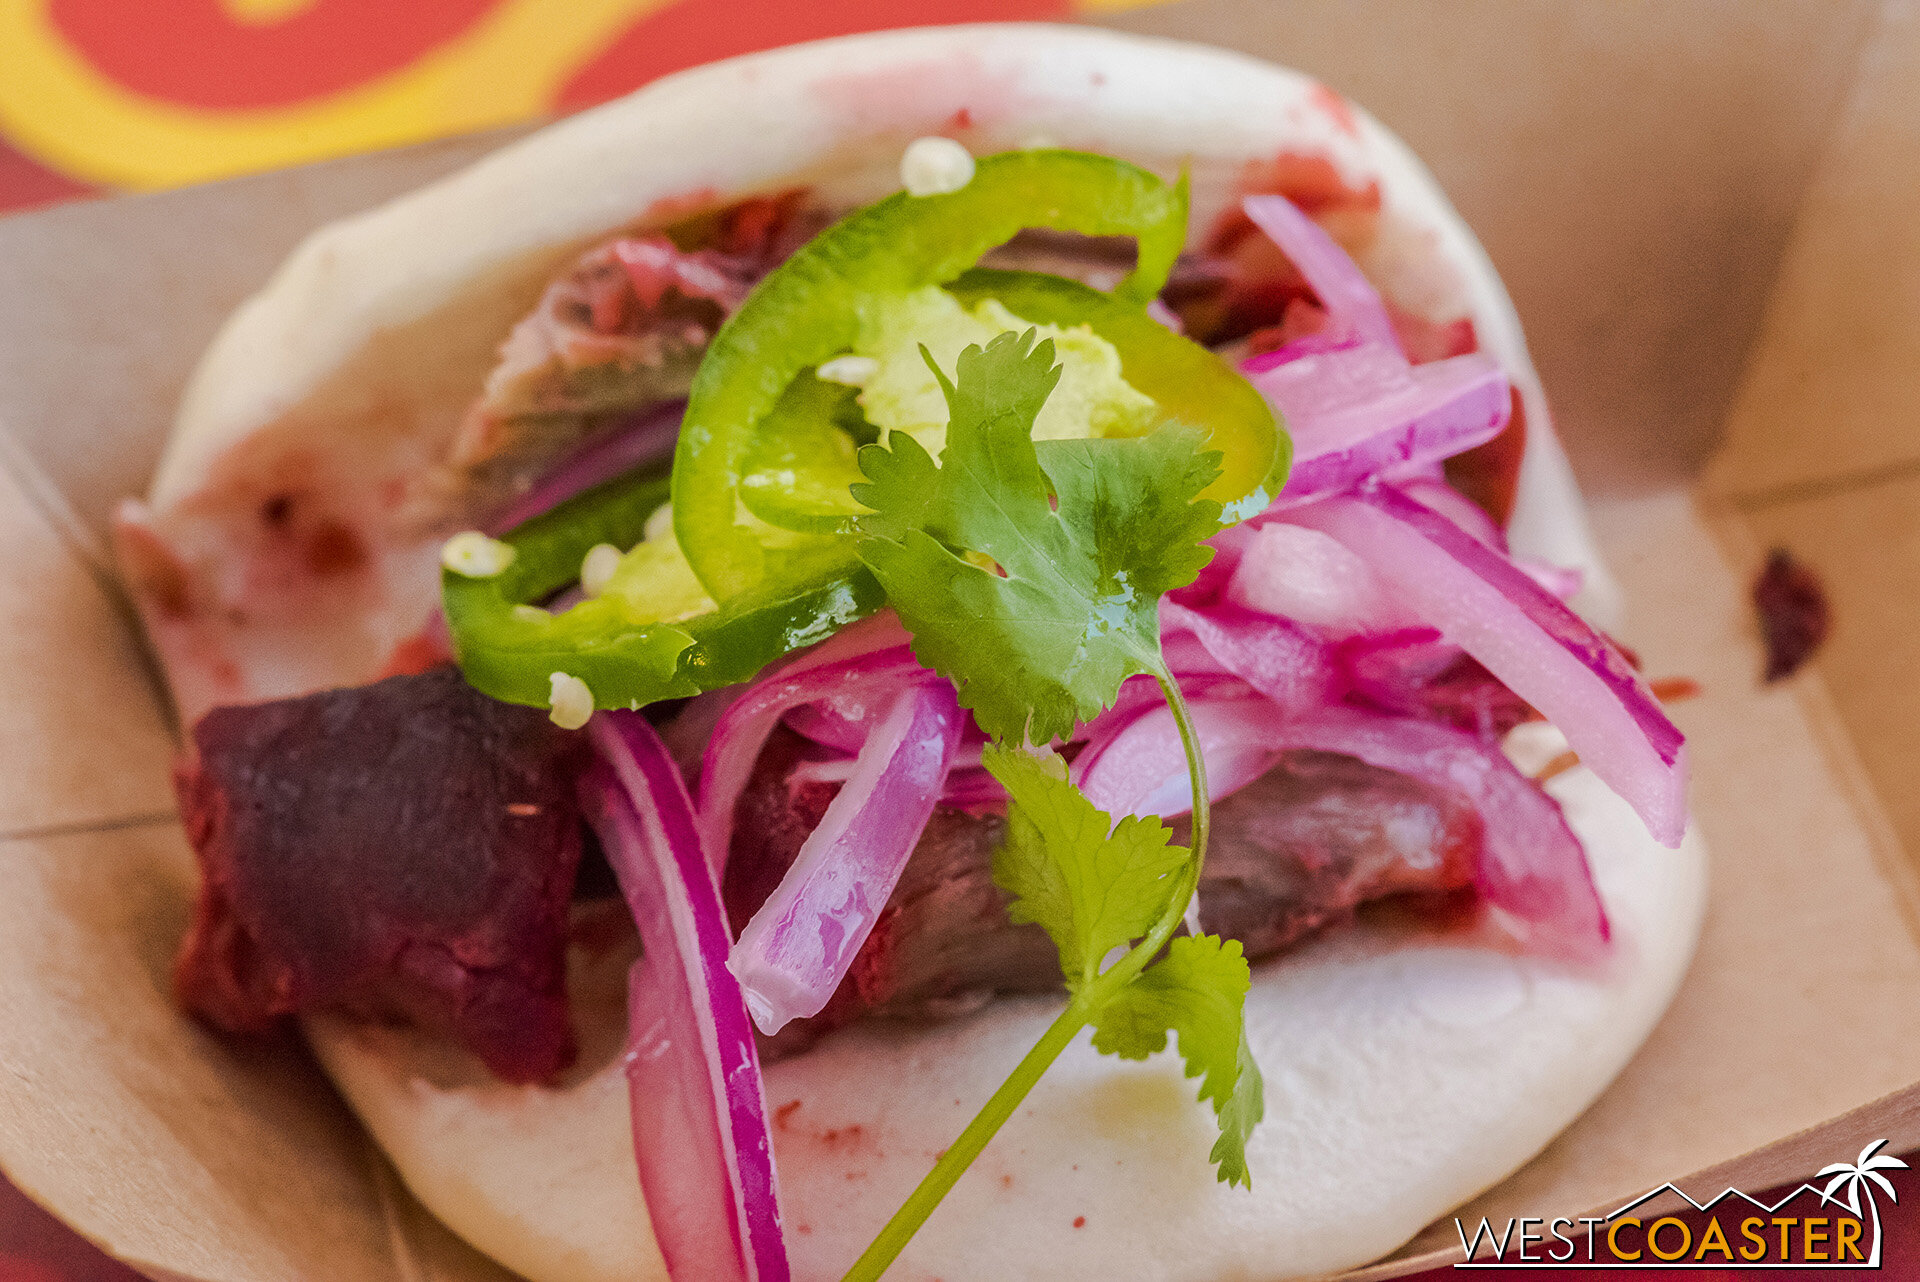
{"left": 1818, "top": 1139, "right": 1909, "bottom": 1266}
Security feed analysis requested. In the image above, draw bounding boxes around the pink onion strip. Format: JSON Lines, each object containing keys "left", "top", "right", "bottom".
{"left": 781, "top": 701, "right": 875, "bottom": 755}
{"left": 1236, "top": 195, "right": 1511, "bottom": 504}
{"left": 1336, "top": 627, "right": 1531, "bottom": 735}
{"left": 581, "top": 711, "right": 790, "bottom": 1282}
{"left": 1240, "top": 194, "right": 1401, "bottom": 354}
{"left": 1397, "top": 475, "right": 1505, "bottom": 549}
{"left": 696, "top": 646, "right": 921, "bottom": 870}
{"left": 1160, "top": 598, "right": 1338, "bottom": 714}
{"left": 486, "top": 400, "right": 684, "bottom": 533}
{"left": 1252, "top": 343, "right": 1510, "bottom": 503}
{"left": 730, "top": 681, "right": 962, "bottom": 1033}
{"left": 1284, "top": 484, "right": 1687, "bottom": 845}
{"left": 1076, "top": 696, "right": 1283, "bottom": 820}
{"left": 1077, "top": 698, "right": 1607, "bottom": 956}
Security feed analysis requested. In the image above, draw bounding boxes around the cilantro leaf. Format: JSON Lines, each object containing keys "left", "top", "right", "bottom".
{"left": 985, "top": 743, "right": 1261, "bottom": 1186}
{"left": 853, "top": 328, "right": 1223, "bottom": 744}
{"left": 985, "top": 743, "right": 1190, "bottom": 989}
{"left": 1091, "top": 934, "right": 1265, "bottom": 1188}
{"left": 848, "top": 326, "right": 1263, "bottom": 1265}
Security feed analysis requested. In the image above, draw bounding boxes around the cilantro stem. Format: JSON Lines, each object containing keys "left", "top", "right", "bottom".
{"left": 839, "top": 997, "right": 1091, "bottom": 1282}
{"left": 838, "top": 660, "right": 1214, "bottom": 1281}
{"left": 1061, "top": 662, "right": 1210, "bottom": 1003}
{"left": 1153, "top": 662, "right": 1211, "bottom": 888}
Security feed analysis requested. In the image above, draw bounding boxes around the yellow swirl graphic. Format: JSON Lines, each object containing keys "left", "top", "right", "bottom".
{"left": 0, "top": 0, "right": 665, "bottom": 189}
{"left": 219, "top": 0, "right": 321, "bottom": 25}
{"left": 0, "top": 0, "right": 1174, "bottom": 193}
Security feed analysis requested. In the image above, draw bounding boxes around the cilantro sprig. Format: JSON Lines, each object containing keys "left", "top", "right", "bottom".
{"left": 854, "top": 332, "right": 1222, "bottom": 744}
{"left": 842, "top": 331, "right": 1265, "bottom": 1281}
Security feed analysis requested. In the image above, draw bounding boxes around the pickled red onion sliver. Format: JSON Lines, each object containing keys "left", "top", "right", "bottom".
{"left": 1176, "top": 519, "right": 1253, "bottom": 605}
{"left": 1235, "top": 195, "right": 1512, "bottom": 505}
{"left": 753, "top": 613, "right": 925, "bottom": 755}
{"left": 782, "top": 689, "right": 905, "bottom": 754}
{"left": 1250, "top": 340, "right": 1511, "bottom": 503}
{"left": 1160, "top": 598, "right": 1339, "bottom": 712}
{"left": 785, "top": 755, "right": 859, "bottom": 788}
{"left": 731, "top": 681, "right": 961, "bottom": 1033}
{"left": 1067, "top": 670, "right": 1253, "bottom": 806}
{"left": 485, "top": 400, "right": 684, "bottom": 533}
{"left": 1283, "top": 484, "right": 1687, "bottom": 846}
{"left": 1336, "top": 627, "right": 1531, "bottom": 739}
{"left": 784, "top": 674, "right": 984, "bottom": 755}
{"left": 1161, "top": 631, "right": 1233, "bottom": 680}
{"left": 1075, "top": 698, "right": 1608, "bottom": 956}
{"left": 696, "top": 646, "right": 923, "bottom": 870}
{"left": 1074, "top": 696, "right": 1279, "bottom": 819}
{"left": 1240, "top": 194, "right": 1402, "bottom": 354}
{"left": 1516, "top": 558, "right": 1586, "bottom": 602}
{"left": 582, "top": 712, "right": 790, "bottom": 1282}
{"left": 1338, "top": 628, "right": 1460, "bottom": 711}
{"left": 1220, "top": 522, "right": 1422, "bottom": 637}
{"left": 1396, "top": 475, "right": 1505, "bottom": 549}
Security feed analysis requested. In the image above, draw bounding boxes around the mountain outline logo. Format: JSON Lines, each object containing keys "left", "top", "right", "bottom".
{"left": 1455, "top": 1140, "right": 1909, "bottom": 1269}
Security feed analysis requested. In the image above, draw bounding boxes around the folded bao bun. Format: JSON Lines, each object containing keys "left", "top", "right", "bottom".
{"left": 121, "top": 23, "right": 1705, "bottom": 1282}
